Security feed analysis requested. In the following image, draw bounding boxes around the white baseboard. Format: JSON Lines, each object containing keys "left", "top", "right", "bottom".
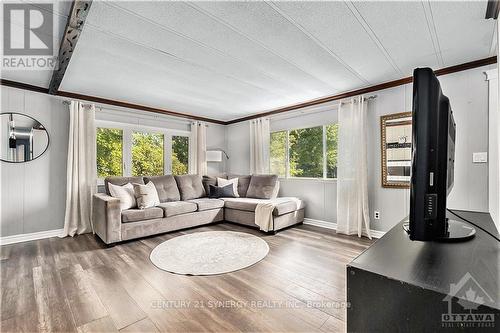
{"left": 0, "top": 228, "right": 64, "bottom": 246}
{"left": 304, "top": 218, "right": 386, "bottom": 239}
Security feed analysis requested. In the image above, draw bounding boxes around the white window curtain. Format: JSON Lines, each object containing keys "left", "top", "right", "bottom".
{"left": 62, "top": 101, "right": 97, "bottom": 237}
{"left": 336, "top": 96, "right": 371, "bottom": 239}
{"left": 249, "top": 117, "right": 270, "bottom": 174}
{"left": 189, "top": 121, "right": 207, "bottom": 175}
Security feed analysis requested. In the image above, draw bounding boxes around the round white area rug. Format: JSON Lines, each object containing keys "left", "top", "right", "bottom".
{"left": 150, "top": 231, "right": 269, "bottom": 275}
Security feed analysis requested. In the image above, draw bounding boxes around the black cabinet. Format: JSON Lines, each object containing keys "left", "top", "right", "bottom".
{"left": 347, "top": 210, "right": 499, "bottom": 332}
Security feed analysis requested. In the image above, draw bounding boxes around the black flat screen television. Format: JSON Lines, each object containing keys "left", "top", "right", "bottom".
{"left": 407, "top": 68, "right": 475, "bottom": 242}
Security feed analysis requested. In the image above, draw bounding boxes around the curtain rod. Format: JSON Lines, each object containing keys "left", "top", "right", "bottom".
{"left": 61, "top": 99, "right": 212, "bottom": 127}
{"left": 340, "top": 94, "right": 378, "bottom": 105}
{"left": 270, "top": 94, "right": 378, "bottom": 121}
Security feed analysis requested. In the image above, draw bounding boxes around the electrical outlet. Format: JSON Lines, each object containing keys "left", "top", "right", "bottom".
{"left": 374, "top": 211, "right": 380, "bottom": 220}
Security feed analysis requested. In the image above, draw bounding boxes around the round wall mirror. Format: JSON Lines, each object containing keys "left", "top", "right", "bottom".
{"left": 1, "top": 113, "right": 49, "bottom": 163}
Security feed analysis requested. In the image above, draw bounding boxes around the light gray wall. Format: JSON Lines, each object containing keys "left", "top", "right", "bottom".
{"left": 1, "top": 86, "right": 69, "bottom": 237}
{"left": 0, "top": 87, "right": 227, "bottom": 237}
{"left": 226, "top": 65, "right": 493, "bottom": 232}
{"left": 225, "top": 121, "right": 251, "bottom": 175}
{"left": 206, "top": 123, "right": 227, "bottom": 176}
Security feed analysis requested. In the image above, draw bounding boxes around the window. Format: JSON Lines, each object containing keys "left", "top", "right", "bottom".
{"left": 270, "top": 123, "right": 338, "bottom": 179}
{"left": 131, "top": 131, "right": 164, "bottom": 176}
{"left": 289, "top": 126, "right": 323, "bottom": 178}
{"left": 96, "top": 123, "right": 191, "bottom": 181}
{"left": 96, "top": 128, "right": 123, "bottom": 178}
{"left": 172, "top": 135, "right": 189, "bottom": 175}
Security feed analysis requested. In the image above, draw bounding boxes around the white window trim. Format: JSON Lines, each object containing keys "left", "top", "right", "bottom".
{"left": 271, "top": 123, "right": 338, "bottom": 180}
{"left": 95, "top": 120, "right": 191, "bottom": 185}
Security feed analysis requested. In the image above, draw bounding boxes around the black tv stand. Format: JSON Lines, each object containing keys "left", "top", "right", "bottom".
{"left": 347, "top": 209, "right": 499, "bottom": 332}
{"left": 402, "top": 218, "right": 476, "bottom": 242}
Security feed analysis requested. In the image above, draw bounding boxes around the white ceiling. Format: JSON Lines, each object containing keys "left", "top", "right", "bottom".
{"left": 2, "top": 1, "right": 497, "bottom": 122}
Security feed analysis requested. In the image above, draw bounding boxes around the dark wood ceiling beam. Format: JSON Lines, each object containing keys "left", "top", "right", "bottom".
{"left": 225, "top": 56, "right": 497, "bottom": 124}
{"left": 48, "top": 0, "right": 92, "bottom": 94}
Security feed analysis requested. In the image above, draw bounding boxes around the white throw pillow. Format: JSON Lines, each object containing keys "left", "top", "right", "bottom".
{"left": 133, "top": 181, "right": 160, "bottom": 209}
{"left": 217, "top": 177, "right": 239, "bottom": 198}
{"left": 108, "top": 182, "right": 136, "bottom": 210}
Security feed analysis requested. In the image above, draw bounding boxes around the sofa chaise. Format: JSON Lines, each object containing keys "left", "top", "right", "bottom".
{"left": 93, "top": 174, "right": 305, "bottom": 244}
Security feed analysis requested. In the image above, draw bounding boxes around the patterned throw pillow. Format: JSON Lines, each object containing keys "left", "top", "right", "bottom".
{"left": 208, "top": 184, "right": 237, "bottom": 198}
{"left": 133, "top": 181, "right": 161, "bottom": 209}
{"left": 108, "top": 182, "right": 136, "bottom": 210}
{"left": 217, "top": 177, "right": 239, "bottom": 198}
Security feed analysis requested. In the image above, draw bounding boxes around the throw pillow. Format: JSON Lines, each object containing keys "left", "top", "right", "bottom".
{"left": 108, "top": 182, "right": 136, "bottom": 210}
{"left": 133, "top": 181, "right": 160, "bottom": 209}
{"left": 217, "top": 177, "right": 239, "bottom": 198}
{"left": 208, "top": 184, "right": 237, "bottom": 198}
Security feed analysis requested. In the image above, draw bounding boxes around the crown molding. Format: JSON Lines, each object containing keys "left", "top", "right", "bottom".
{"left": 226, "top": 56, "right": 498, "bottom": 124}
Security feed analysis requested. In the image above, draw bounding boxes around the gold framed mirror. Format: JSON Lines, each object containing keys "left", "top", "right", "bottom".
{"left": 380, "top": 112, "right": 412, "bottom": 188}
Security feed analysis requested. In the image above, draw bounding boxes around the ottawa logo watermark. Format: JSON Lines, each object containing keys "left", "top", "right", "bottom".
{"left": 441, "top": 272, "right": 496, "bottom": 329}
{"left": 2, "top": 1, "right": 58, "bottom": 70}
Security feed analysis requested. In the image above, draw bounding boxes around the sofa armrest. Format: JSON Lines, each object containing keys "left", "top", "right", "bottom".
{"left": 92, "top": 193, "right": 122, "bottom": 244}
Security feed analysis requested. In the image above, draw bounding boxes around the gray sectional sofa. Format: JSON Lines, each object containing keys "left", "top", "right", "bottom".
{"left": 93, "top": 174, "right": 305, "bottom": 244}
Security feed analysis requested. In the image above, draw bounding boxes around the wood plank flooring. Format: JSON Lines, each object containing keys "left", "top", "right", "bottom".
{"left": 0, "top": 223, "right": 373, "bottom": 333}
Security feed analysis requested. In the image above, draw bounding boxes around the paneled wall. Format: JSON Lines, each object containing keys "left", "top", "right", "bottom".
{"left": 1, "top": 86, "right": 69, "bottom": 237}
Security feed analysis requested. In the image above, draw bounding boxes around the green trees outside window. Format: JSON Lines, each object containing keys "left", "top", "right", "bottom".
{"left": 326, "top": 124, "right": 339, "bottom": 178}
{"left": 131, "top": 132, "right": 164, "bottom": 176}
{"left": 172, "top": 136, "right": 189, "bottom": 175}
{"left": 270, "top": 131, "right": 287, "bottom": 177}
{"left": 289, "top": 126, "right": 324, "bottom": 178}
{"left": 96, "top": 128, "right": 123, "bottom": 178}
{"left": 96, "top": 127, "right": 191, "bottom": 178}
{"left": 269, "top": 123, "right": 338, "bottom": 179}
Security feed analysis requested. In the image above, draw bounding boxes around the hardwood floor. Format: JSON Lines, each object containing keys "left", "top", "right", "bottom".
{"left": 0, "top": 223, "right": 374, "bottom": 332}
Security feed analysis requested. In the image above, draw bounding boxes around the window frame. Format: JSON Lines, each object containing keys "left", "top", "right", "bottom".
{"left": 95, "top": 120, "right": 191, "bottom": 184}
{"left": 270, "top": 123, "right": 338, "bottom": 181}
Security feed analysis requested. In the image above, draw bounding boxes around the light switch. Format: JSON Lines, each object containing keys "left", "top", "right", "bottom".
{"left": 472, "top": 152, "right": 488, "bottom": 163}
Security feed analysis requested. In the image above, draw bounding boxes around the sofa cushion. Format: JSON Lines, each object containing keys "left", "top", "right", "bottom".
{"left": 157, "top": 201, "right": 197, "bottom": 217}
{"left": 223, "top": 197, "right": 304, "bottom": 216}
{"left": 202, "top": 175, "right": 218, "bottom": 196}
{"left": 246, "top": 175, "right": 278, "bottom": 199}
{"left": 105, "top": 176, "right": 144, "bottom": 195}
{"left": 188, "top": 198, "right": 225, "bottom": 211}
{"left": 121, "top": 207, "right": 163, "bottom": 223}
{"left": 144, "top": 175, "right": 180, "bottom": 202}
{"left": 227, "top": 174, "right": 251, "bottom": 197}
{"left": 175, "top": 174, "right": 206, "bottom": 200}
